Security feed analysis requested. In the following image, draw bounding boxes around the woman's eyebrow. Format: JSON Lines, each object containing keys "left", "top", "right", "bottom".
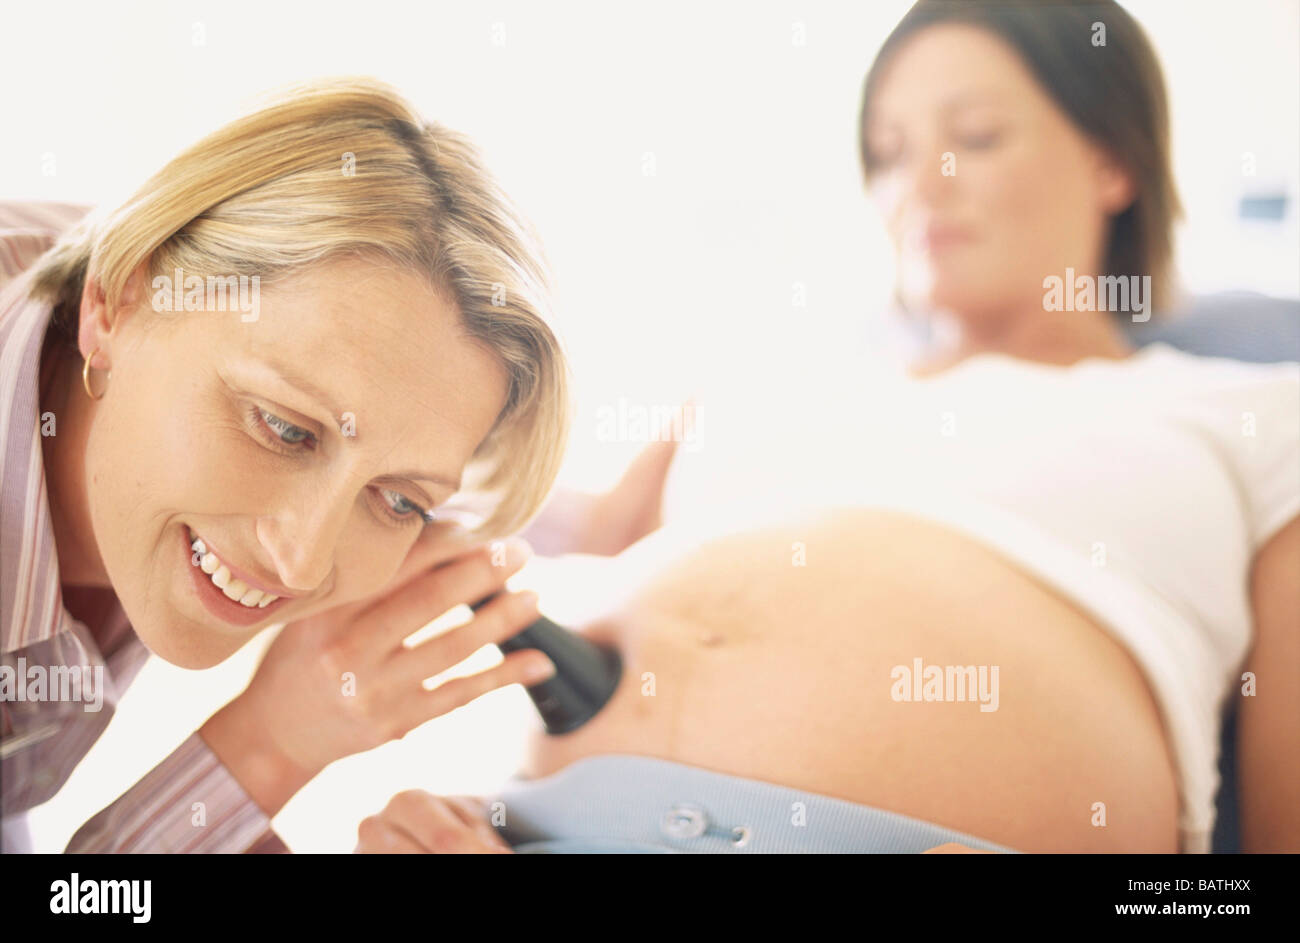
{"left": 267, "top": 362, "right": 347, "bottom": 421}
{"left": 377, "top": 470, "right": 463, "bottom": 492}
{"left": 263, "top": 361, "right": 463, "bottom": 492}
{"left": 867, "top": 89, "right": 1006, "bottom": 135}
{"left": 939, "top": 90, "right": 1010, "bottom": 115}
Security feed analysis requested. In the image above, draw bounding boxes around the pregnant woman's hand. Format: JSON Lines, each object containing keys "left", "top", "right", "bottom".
{"left": 521, "top": 400, "right": 690, "bottom": 556}
{"left": 200, "top": 527, "right": 556, "bottom": 816}
{"left": 355, "top": 790, "right": 513, "bottom": 854}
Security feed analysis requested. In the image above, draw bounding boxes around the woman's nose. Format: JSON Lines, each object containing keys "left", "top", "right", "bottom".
{"left": 898, "top": 146, "right": 953, "bottom": 211}
{"left": 878, "top": 148, "right": 954, "bottom": 246}
{"left": 256, "top": 497, "right": 354, "bottom": 594}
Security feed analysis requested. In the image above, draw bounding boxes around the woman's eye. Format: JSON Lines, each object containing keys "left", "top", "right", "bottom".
{"left": 867, "top": 149, "right": 899, "bottom": 171}
{"left": 956, "top": 129, "right": 1003, "bottom": 150}
{"left": 259, "top": 408, "right": 314, "bottom": 445}
{"left": 866, "top": 137, "right": 903, "bottom": 170}
{"left": 378, "top": 487, "right": 432, "bottom": 522}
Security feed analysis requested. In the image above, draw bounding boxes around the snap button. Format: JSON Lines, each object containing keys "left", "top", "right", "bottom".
{"left": 661, "top": 803, "right": 709, "bottom": 840}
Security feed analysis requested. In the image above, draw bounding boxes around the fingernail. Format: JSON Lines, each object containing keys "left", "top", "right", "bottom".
{"left": 505, "top": 536, "right": 533, "bottom": 566}
{"left": 517, "top": 590, "right": 540, "bottom": 613}
{"left": 525, "top": 657, "right": 556, "bottom": 683}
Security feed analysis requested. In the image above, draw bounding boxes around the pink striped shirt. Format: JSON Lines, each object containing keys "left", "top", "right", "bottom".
{"left": 0, "top": 201, "right": 287, "bottom": 853}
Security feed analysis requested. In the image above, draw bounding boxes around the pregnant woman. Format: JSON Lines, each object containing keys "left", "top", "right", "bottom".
{"left": 1, "top": 78, "right": 571, "bottom": 852}
{"left": 356, "top": 0, "right": 1299, "bottom": 854}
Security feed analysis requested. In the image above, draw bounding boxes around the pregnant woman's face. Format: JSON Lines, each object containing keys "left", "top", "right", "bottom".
{"left": 862, "top": 23, "right": 1135, "bottom": 334}
{"left": 76, "top": 256, "right": 508, "bottom": 668}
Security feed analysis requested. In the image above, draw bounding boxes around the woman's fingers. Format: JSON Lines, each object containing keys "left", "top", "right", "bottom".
{"left": 391, "top": 589, "right": 542, "bottom": 686}
{"left": 442, "top": 795, "right": 514, "bottom": 852}
{"left": 385, "top": 520, "right": 490, "bottom": 589}
{"left": 354, "top": 815, "right": 429, "bottom": 853}
{"left": 582, "top": 428, "right": 683, "bottom": 555}
{"left": 362, "top": 537, "right": 534, "bottom": 648}
{"left": 356, "top": 790, "right": 514, "bottom": 854}
{"left": 376, "top": 592, "right": 552, "bottom": 738}
{"left": 395, "top": 649, "right": 555, "bottom": 731}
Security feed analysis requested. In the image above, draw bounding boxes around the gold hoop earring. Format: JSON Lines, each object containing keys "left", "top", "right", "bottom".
{"left": 82, "top": 348, "right": 108, "bottom": 401}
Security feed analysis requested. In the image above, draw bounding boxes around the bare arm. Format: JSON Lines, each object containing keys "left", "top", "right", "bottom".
{"left": 1239, "top": 514, "right": 1300, "bottom": 852}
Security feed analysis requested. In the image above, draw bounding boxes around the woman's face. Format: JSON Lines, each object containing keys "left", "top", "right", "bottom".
{"left": 78, "top": 256, "right": 508, "bottom": 668}
{"left": 863, "top": 23, "right": 1134, "bottom": 333}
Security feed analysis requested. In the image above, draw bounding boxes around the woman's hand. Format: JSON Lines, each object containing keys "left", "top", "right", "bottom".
{"left": 522, "top": 401, "right": 691, "bottom": 556}
{"left": 355, "top": 790, "right": 513, "bottom": 854}
{"left": 581, "top": 434, "right": 681, "bottom": 555}
{"left": 200, "top": 525, "right": 556, "bottom": 816}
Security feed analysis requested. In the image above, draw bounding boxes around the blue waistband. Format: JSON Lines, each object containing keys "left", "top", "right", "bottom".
{"left": 488, "top": 753, "right": 1019, "bottom": 854}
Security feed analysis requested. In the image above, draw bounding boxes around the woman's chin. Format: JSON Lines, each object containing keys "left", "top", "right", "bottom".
{"left": 905, "top": 285, "right": 1009, "bottom": 334}
{"left": 156, "top": 631, "right": 245, "bottom": 670}
{"left": 127, "top": 605, "right": 253, "bottom": 670}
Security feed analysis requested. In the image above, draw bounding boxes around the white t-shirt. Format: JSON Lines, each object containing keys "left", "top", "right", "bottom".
{"left": 660, "top": 343, "right": 1300, "bottom": 852}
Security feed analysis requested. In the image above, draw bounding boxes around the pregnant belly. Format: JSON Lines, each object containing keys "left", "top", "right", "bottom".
{"left": 519, "top": 508, "right": 1180, "bottom": 852}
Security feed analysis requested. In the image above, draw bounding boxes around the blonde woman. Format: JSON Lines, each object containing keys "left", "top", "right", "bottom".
{"left": 0, "top": 78, "right": 570, "bottom": 852}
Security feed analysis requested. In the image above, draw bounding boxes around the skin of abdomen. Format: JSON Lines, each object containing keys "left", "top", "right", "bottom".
{"left": 519, "top": 508, "right": 1181, "bottom": 852}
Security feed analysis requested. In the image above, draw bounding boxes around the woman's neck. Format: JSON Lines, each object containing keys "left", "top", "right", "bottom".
{"left": 38, "top": 335, "right": 111, "bottom": 589}
{"left": 910, "top": 304, "right": 1136, "bottom": 377}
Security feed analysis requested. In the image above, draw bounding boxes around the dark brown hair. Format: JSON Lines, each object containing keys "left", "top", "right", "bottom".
{"left": 859, "top": 0, "right": 1183, "bottom": 314}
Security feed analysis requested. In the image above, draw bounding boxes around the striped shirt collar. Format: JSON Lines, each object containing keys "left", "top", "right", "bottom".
{"left": 0, "top": 267, "right": 78, "bottom": 654}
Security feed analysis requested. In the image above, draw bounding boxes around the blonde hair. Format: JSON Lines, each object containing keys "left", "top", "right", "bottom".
{"left": 28, "top": 77, "right": 571, "bottom": 538}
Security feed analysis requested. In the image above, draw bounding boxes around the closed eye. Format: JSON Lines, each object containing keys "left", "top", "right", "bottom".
{"left": 955, "top": 129, "right": 1004, "bottom": 149}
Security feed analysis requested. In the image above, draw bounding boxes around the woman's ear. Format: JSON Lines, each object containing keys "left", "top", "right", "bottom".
{"left": 1094, "top": 147, "right": 1137, "bottom": 215}
{"left": 77, "top": 269, "right": 111, "bottom": 367}
{"left": 77, "top": 262, "right": 150, "bottom": 366}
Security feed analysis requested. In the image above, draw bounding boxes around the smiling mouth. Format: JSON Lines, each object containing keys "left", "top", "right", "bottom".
{"left": 184, "top": 526, "right": 292, "bottom": 625}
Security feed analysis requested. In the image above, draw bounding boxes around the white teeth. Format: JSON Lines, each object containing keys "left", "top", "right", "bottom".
{"left": 188, "top": 529, "right": 281, "bottom": 609}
